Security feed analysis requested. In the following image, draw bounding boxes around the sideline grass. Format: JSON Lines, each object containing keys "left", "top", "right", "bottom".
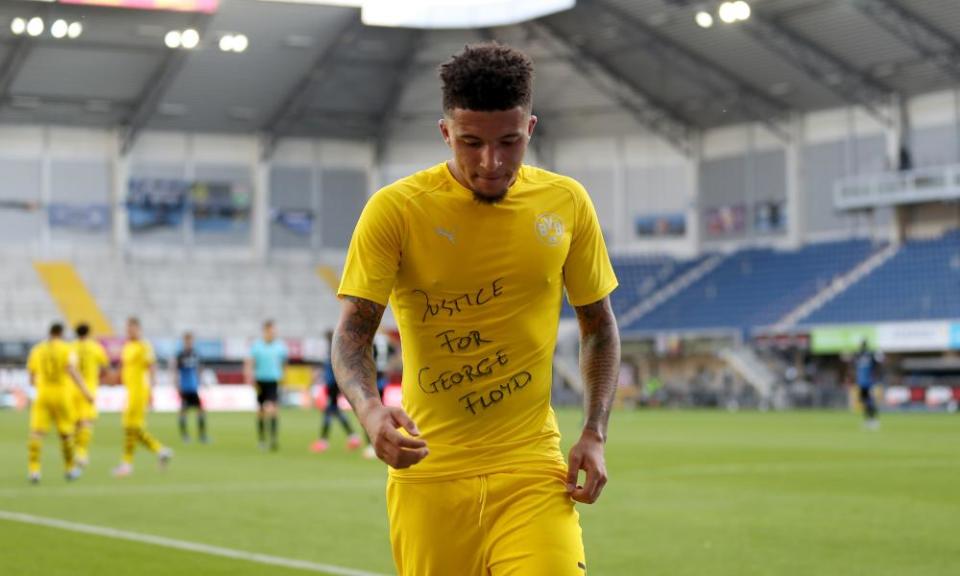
{"left": 1, "top": 409, "right": 957, "bottom": 575}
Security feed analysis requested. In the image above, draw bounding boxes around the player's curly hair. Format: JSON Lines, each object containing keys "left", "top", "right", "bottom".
{"left": 439, "top": 43, "right": 534, "bottom": 113}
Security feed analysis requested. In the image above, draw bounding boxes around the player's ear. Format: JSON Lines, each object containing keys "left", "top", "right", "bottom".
{"left": 439, "top": 118, "right": 452, "bottom": 146}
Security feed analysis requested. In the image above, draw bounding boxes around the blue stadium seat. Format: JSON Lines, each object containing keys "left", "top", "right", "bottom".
{"left": 560, "top": 255, "right": 706, "bottom": 318}
{"left": 622, "top": 239, "right": 879, "bottom": 333}
{"left": 803, "top": 230, "right": 960, "bottom": 324}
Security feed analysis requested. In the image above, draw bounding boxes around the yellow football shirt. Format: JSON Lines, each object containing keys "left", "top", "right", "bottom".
{"left": 74, "top": 339, "right": 109, "bottom": 395}
{"left": 339, "top": 162, "right": 618, "bottom": 481}
{"left": 27, "top": 340, "right": 77, "bottom": 395}
{"left": 122, "top": 340, "right": 155, "bottom": 400}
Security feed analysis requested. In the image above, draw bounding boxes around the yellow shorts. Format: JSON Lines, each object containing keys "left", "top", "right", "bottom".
{"left": 30, "top": 393, "right": 76, "bottom": 436}
{"left": 387, "top": 470, "right": 586, "bottom": 576}
{"left": 122, "top": 396, "right": 148, "bottom": 428}
{"left": 73, "top": 391, "right": 98, "bottom": 422}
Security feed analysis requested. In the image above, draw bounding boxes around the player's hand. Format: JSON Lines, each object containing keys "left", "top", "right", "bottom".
{"left": 360, "top": 404, "right": 428, "bottom": 469}
{"left": 566, "top": 429, "right": 608, "bottom": 504}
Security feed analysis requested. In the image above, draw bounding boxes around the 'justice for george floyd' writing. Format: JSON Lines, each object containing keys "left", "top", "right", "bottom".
{"left": 414, "top": 277, "right": 504, "bottom": 323}
{"left": 415, "top": 278, "right": 533, "bottom": 414}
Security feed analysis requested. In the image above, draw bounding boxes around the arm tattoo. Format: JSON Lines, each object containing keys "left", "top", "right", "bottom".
{"left": 332, "top": 296, "right": 386, "bottom": 413}
{"left": 574, "top": 297, "right": 620, "bottom": 441}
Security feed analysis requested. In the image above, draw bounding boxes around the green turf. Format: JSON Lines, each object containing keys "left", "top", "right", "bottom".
{"left": 1, "top": 409, "right": 958, "bottom": 575}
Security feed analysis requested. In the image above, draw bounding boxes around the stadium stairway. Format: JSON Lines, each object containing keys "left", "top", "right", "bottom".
{"left": 717, "top": 346, "right": 778, "bottom": 405}
{"left": 618, "top": 254, "right": 726, "bottom": 329}
{"left": 32, "top": 261, "right": 114, "bottom": 337}
{"left": 771, "top": 242, "right": 899, "bottom": 331}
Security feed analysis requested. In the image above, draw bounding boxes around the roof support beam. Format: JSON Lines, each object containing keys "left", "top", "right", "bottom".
{"left": 741, "top": 12, "right": 896, "bottom": 125}
{"left": 373, "top": 31, "right": 425, "bottom": 163}
{"left": 0, "top": 39, "right": 34, "bottom": 103}
{"left": 120, "top": 16, "right": 211, "bottom": 155}
{"left": 854, "top": 0, "right": 960, "bottom": 83}
{"left": 261, "top": 17, "right": 363, "bottom": 160}
{"left": 527, "top": 20, "right": 696, "bottom": 156}
{"left": 589, "top": 0, "right": 793, "bottom": 143}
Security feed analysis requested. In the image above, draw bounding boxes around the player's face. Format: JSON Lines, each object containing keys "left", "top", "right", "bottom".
{"left": 264, "top": 325, "right": 275, "bottom": 341}
{"left": 127, "top": 323, "right": 140, "bottom": 340}
{"left": 440, "top": 107, "right": 537, "bottom": 203}
{"left": 184, "top": 334, "right": 193, "bottom": 349}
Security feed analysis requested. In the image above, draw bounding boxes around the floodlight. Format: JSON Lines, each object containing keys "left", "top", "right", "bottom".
{"left": 181, "top": 28, "right": 200, "bottom": 49}
{"left": 51, "top": 19, "right": 68, "bottom": 39}
{"left": 719, "top": 2, "right": 737, "bottom": 24}
{"left": 233, "top": 34, "right": 248, "bottom": 52}
{"left": 26, "top": 16, "right": 44, "bottom": 37}
{"left": 219, "top": 34, "right": 235, "bottom": 52}
{"left": 165, "top": 29, "right": 182, "bottom": 49}
{"left": 733, "top": 1, "right": 751, "bottom": 21}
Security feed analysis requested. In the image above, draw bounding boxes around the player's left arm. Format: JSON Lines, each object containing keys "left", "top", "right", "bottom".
{"left": 566, "top": 296, "right": 620, "bottom": 505}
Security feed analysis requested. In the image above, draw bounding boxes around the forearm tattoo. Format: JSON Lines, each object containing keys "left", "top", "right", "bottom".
{"left": 574, "top": 297, "right": 620, "bottom": 441}
{"left": 332, "top": 296, "right": 386, "bottom": 410}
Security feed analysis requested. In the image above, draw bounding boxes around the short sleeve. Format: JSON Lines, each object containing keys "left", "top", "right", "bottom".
{"left": 563, "top": 181, "right": 618, "bottom": 307}
{"left": 143, "top": 343, "right": 156, "bottom": 366}
{"left": 338, "top": 188, "right": 406, "bottom": 306}
{"left": 26, "top": 348, "right": 39, "bottom": 373}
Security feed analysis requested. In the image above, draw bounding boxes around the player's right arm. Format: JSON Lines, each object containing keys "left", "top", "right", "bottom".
{"left": 333, "top": 296, "right": 427, "bottom": 469}
{"left": 243, "top": 354, "right": 254, "bottom": 386}
{"left": 66, "top": 351, "right": 93, "bottom": 403}
{"left": 26, "top": 348, "right": 38, "bottom": 388}
{"left": 172, "top": 354, "right": 181, "bottom": 391}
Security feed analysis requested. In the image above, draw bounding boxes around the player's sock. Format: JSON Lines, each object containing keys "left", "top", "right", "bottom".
{"left": 179, "top": 413, "right": 188, "bottom": 440}
{"left": 75, "top": 425, "right": 92, "bottom": 464}
{"left": 321, "top": 415, "right": 332, "bottom": 440}
{"left": 27, "top": 436, "right": 42, "bottom": 476}
{"left": 59, "top": 433, "right": 76, "bottom": 470}
{"left": 269, "top": 416, "right": 278, "bottom": 446}
{"left": 257, "top": 417, "right": 265, "bottom": 442}
{"left": 337, "top": 412, "right": 354, "bottom": 435}
{"left": 138, "top": 428, "right": 163, "bottom": 453}
{"left": 123, "top": 427, "right": 137, "bottom": 464}
{"left": 198, "top": 412, "right": 207, "bottom": 442}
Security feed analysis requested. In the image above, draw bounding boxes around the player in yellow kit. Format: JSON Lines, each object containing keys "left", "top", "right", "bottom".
{"left": 71, "top": 322, "right": 110, "bottom": 468}
{"left": 26, "top": 322, "right": 93, "bottom": 484}
{"left": 112, "top": 317, "right": 172, "bottom": 477}
{"left": 332, "top": 44, "right": 620, "bottom": 575}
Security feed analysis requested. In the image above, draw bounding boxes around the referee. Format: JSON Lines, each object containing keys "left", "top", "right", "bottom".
{"left": 246, "top": 320, "right": 288, "bottom": 451}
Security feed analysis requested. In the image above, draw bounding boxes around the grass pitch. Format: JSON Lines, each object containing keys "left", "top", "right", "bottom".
{"left": 1, "top": 408, "right": 957, "bottom": 575}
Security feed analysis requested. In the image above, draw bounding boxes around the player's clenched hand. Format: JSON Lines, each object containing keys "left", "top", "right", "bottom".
{"left": 566, "top": 429, "right": 608, "bottom": 504}
{"left": 361, "top": 404, "right": 429, "bottom": 469}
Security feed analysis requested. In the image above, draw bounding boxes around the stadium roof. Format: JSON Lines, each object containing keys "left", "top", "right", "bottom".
{"left": 0, "top": 0, "right": 958, "bottom": 152}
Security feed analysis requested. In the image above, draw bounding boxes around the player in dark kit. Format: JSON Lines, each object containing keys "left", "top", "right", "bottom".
{"left": 853, "top": 340, "right": 882, "bottom": 430}
{"left": 312, "top": 332, "right": 361, "bottom": 453}
{"left": 176, "top": 332, "right": 208, "bottom": 443}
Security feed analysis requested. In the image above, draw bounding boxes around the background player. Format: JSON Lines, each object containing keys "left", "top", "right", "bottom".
{"left": 246, "top": 320, "right": 287, "bottom": 451}
{"left": 113, "top": 317, "right": 173, "bottom": 477}
{"left": 312, "top": 331, "right": 361, "bottom": 453}
{"left": 71, "top": 322, "right": 110, "bottom": 469}
{"left": 175, "top": 331, "right": 207, "bottom": 443}
{"left": 853, "top": 339, "right": 883, "bottom": 429}
{"left": 26, "top": 322, "right": 93, "bottom": 484}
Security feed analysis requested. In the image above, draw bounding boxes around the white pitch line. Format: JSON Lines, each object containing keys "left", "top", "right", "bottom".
{"left": 0, "top": 510, "right": 390, "bottom": 576}
{"left": 0, "top": 478, "right": 384, "bottom": 499}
